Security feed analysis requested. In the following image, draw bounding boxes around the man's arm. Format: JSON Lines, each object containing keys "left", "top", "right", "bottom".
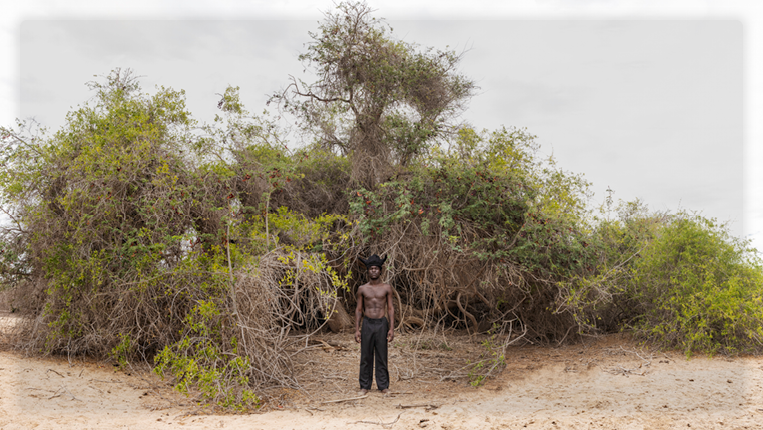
{"left": 355, "top": 287, "right": 364, "bottom": 343}
{"left": 386, "top": 284, "right": 395, "bottom": 342}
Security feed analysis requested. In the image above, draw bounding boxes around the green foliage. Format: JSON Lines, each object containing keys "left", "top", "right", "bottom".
{"left": 630, "top": 214, "right": 763, "bottom": 355}
{"left": 555, "top": 197, "right": 662, "bottom": 334}
{"left": 350, "top": 131, "right": 530, "bottom": 259}
{"left": 154, "top": 300, "right": 260, "bottom": 411}
{"left": 349, "top": 126, "right": 598, "bottom": 275}
{"left": 556, "top": 200, "right": 763, "bottom": 356}
{"left": 468, "top": 325, "right": 507, "bottom": 387}
{"left": 0, "top": 234, "right": 27, "bottom": 295}
{"left": 238, "top": 206, "right": 353, "bottom": 296}
{"left": 342, "top": 125, "right": 601, "bottom": 341}
{"left": 0, "top": 69, "right": 209, "bottom": 355}
{"left": 111, "top": 334, "right": 132, "bottom": 370}
{"left": 0, "top": 70, "right": 350, "bottom": 410}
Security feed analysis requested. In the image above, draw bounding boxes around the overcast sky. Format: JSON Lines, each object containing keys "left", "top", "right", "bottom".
{"left": 2, "top": 1, "right": 761, "bottom": 249}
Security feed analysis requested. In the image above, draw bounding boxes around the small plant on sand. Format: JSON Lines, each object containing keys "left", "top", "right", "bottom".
{"left": 468, "top": 324, "right": 508, "bottom": 387}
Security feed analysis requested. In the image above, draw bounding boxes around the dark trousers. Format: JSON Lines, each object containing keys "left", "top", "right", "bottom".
{"left": 359, "top": 316, "right": 389, "bottom": 391}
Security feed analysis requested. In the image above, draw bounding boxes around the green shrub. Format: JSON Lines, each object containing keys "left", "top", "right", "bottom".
{"left": 153, "top": 300, "right": 261, "bottom": 411}
{"left": 556, "top": 197, "right": 664, "bottom": 335}
{"left": 342, "top": 126, "right": 601, "bottom": 341}
{"left": 631, "top": 214, "right": 763, "bottom": 355}
{"left": 0, "top": 70, "right": 353, "bottom": 410}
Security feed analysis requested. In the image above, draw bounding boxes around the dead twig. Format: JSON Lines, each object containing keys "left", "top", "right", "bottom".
{"left": 49, "top": 384, "right": 84, "bottom": 402}
{"left": 309, "top": 338, "right": 349, "bottom": 351}
{"left": 63, "top": 385, "right": 84, "bottom": 402}
{"left": 605, "top": 364, "right": 647, "bottom": 376}
{"left": 349, "top": 412, "right": 404, "bottom": 428}
{"left": 320, "top": 394, "right": 368, "bottom": 404}
{"left": 612, "top": 346, "right": 653, "bottom": 365}
{"left": 396, "top": 403, "right": 440, "bottom": 411}
{"left": 603, "top": 346, "right": 652, "bottom": 374}
{"left": 46, "top": 369, "right": 64, "bottom": 378}
{"left": 26, "top": 387, "right": 56, "bottom": 393}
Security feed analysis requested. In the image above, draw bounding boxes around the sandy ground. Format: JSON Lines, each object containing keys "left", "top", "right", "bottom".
{"left": 2, "top": 312, "right": 763, "bottom": 429}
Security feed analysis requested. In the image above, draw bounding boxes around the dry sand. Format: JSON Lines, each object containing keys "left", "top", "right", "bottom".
{"left": 2, "top": 311, "right": 763, "bottom": 429}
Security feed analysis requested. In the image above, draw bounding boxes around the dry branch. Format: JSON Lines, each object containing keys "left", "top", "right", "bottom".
{"left": 349, "top": 412, "right": 405, "bottom": 428}
{"left": 46, "top": 369, "right": 64, "bottom": 378}
{"left": 396, "top": 403, "right": 440, "bottom": 411}
{"left": 320, "top": 394, "right": 368, "bottom": 404}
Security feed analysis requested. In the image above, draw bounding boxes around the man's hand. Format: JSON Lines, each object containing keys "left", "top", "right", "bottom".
{"left": 355, "top": 330, "right": 361, "bottom": 343}
{"left": 387, "top": 329, "right": 394, "bottom": 343}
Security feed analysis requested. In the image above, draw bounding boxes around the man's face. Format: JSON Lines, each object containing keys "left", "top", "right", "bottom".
{"left": 368, "top": 265, "right": 381, "bottom": 280}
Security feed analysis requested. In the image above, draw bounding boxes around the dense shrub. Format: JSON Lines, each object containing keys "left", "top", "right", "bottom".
{"left": 555, "top": 198, "right": 665, "bottom": 336}
{"left": 0, "top": 70, "right": 202, "bottom": 357}
{"left": 629, "top": 215, "right": 763, "bottom": 354}
{"left": 0, "top": 70, "right": 352, "bottom": 409}
{"left": 342, "top": 126, "right": 600, "bottom": 341}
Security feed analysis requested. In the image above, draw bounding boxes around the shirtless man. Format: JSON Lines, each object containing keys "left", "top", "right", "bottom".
{"left": 355, "top": 254, "right": 395, "bottom": 395}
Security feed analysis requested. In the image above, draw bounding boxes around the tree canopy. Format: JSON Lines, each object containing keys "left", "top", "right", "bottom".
{"left": 270, "top": 1, "right": 475, "bottom": 188}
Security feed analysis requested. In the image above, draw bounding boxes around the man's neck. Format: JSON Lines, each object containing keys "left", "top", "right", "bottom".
{"left": 369, "top": 277, "right": 382, "bottom": 285}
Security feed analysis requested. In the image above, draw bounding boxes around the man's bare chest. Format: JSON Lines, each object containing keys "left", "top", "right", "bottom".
{"left": 362, "top": 285, "right": 388, "bottom": 301}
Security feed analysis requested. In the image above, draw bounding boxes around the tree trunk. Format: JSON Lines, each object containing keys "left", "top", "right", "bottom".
{"left": 326, "top": 298, "right": 354, "bottom": 332}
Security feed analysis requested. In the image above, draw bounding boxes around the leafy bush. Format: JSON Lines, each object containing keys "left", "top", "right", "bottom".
{"left": 0, "top": 70, "right": 354, "bottom": 408}
{"left": 342, "top": 126, "right": 600, "bottom": 341}
{"left": 0, "top": 69, "right": 203, "bottom": 357}
{"left": 629, "top": 214, "right": 763, "bottom": 355}
{"left": 153, "top": 300, "right": 261, "bottom": 411}
{"left": 555, "top": 197, "right": 665, "bottom": 336}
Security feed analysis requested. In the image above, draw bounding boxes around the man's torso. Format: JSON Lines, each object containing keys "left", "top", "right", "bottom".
{"left": 359, "top": 283, "right": 390, "bottom": 319}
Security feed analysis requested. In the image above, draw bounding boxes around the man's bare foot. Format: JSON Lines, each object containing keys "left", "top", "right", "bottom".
{"left": 381, "top": 389, "right": 389, "bottom": 394}
{"left": 358, "top": 389, "right": 368, "bottom": 395}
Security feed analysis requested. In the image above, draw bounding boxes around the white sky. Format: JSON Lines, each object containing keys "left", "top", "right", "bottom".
{"left": 2, "top": 0, "right": 762, "bottom": 249}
